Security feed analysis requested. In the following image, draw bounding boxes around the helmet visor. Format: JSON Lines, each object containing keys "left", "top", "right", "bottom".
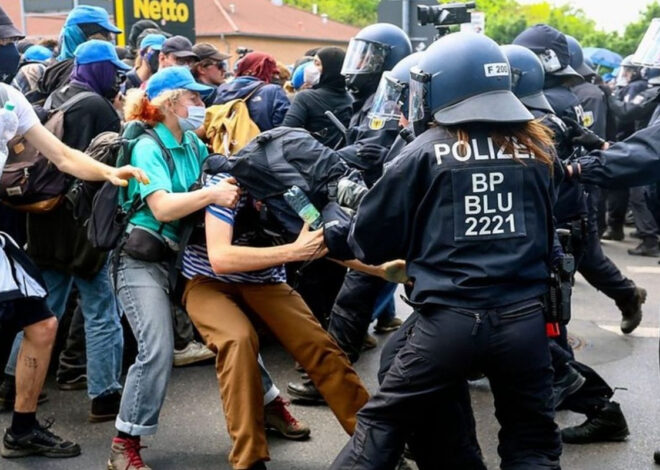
{"left": 368, "top": 73, "right": 405, "bottom": 127}
{"left": 633, "top": 18, "right": 660, "bottom": 67}
{"left": 341, "top": 38, "right": 390, "bottom": 76}
{"left": 409, "top": 66, "right": 431, "bottom": 136}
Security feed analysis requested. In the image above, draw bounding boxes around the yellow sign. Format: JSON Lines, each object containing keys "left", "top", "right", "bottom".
{"left": 114, "top": 0, "right": 195, "bottom": 46}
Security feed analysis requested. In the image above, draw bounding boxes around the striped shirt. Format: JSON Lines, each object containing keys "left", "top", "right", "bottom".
{"left": 182, "top": 173, "right": 287, "bottom": 284}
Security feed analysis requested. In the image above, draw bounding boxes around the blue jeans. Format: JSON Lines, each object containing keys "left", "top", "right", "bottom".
{"left": 114, "top": 254, "right": 277, "bottom": 436}
{"left": 5, "top": 261, "right": 123, "bottom": 399}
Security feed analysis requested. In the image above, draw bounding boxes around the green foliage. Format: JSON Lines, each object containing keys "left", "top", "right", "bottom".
{"left": 284, "top": 0, "right": 660, "bottom": 57}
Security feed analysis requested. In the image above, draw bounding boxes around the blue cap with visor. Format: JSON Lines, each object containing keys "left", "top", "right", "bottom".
{"left": 74, "top": 39, "right": 131, "bottom": 70}
{"left": 146, "top": 66, "right": 214, "bottom": 100}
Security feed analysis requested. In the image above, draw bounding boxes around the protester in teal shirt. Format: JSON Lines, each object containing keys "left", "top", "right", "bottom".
{"left": 107, "top": 67, "right": 240, "bottom": 470}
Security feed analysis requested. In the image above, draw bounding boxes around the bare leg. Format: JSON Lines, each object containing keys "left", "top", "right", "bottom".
{"left": 14, "top": 317, "right": 57, "bottom": 413}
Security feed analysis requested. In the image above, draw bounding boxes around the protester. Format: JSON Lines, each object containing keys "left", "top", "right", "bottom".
{"left": 159, "top": 35, "right": 198, "bottom": 69}
{"left": 0, "top": 7, "right": 146, "bottom": 459}
{"left": 122, "top": 33, "right": 166, "bottom": 93}
{"left": 214, "top": 51, "right": 290, "bottom": 131}
{"left": 191, "top": 42, "right": 230, "bottom": 105}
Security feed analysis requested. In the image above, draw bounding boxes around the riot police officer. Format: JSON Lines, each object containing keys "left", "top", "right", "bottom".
{"left": 514, "top": 24, "right": 645, "bottom": 336}
{"left": 503, "top": 43, "right": 631, "bottom": 446}
{"left": 288, "top": 26, "right": 413, "bottom": 401}
{"left": 331, "top": 32, "right": 561, "bottom": 470}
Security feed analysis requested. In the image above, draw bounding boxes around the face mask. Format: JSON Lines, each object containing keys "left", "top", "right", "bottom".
{"left": 306, "top": 65, "right": 321, "bottom": 87}
{"left": 177, "top": 105, "right": 206, "bottom": 132}
{"left": 146, "top": 50, "right": 160, "bottom": 73}
{"left": 0, "top": 44, "right": 20, "bottom": 84}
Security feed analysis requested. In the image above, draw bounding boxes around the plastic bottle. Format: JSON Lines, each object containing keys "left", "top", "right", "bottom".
{"left": 0, "top": 102, "right": 18, "bottom": 172}
{"left": 283, "top": 185, "right": 323, "bottom": 230}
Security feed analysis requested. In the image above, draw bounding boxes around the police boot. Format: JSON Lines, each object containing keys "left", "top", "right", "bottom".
{"left": 617, "top": 287, "right": 647, "bottom": 334}
{"left": 601, "top": 226, "right": 624, "bottom": 241}
{"left": 654, "top": 449, "right": 660, "bottom": 464}
{"left": 286, "top": 376, "right": 325, "bottom": 405}
{"left": 561, "top": 401, "right": 629, "bottom": 444}
{"left": 627, "top": 238, "right": 660, "bottom": 257}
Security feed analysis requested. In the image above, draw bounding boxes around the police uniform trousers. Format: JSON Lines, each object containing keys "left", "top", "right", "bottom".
{"left": 327, "top": 270, "right": 394, "bottom": 362}
{"left": 378, "top": 312, "right": 485, "bottom": 469}
{"left": 605, "top": 188, "right": 629, "bottom": 230}
{"left": 330, "top": 299, "right": 561, "bottom": 470}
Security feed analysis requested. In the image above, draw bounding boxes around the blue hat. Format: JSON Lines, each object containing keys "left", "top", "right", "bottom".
{"left": 146, "top": 66, "right": 214, "bottom": 100}
{"left": 74, "top": 39, "right": 130, "bottom": 71}
{"left": 291, "top": 61, "right": 312, "bottom": 90}
{"left": 140, "top": 33, "right": 166, "bottom": 52}
{"left": 23, "top": 45, "right": 53, "bottom": 63}
{"left": 65, "top": 5, "right": 121, "bottom": 34}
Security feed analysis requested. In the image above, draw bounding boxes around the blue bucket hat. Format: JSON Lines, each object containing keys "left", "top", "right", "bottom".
{"left": 146, "top": 66, "right": 214, "bottom": 100}
{"left": 74, "top": 39, "right": 130, "bottom": 71}
{"left": 65, "top": 5, "right": 122, "bottom": 34}
{"left": 139, "top": 33, "right": 166, "bottom": 52}
{"left": 23, "top": 45, "right": 53, "bottom": 63}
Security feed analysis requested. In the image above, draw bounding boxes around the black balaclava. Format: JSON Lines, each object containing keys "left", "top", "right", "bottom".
{"left": 316, "top": 46, "right": 347, "bottom": 92}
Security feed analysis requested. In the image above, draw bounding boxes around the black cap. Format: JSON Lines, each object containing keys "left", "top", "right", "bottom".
{"left": 513, "top": 24, "right": 582, "bottom": 81}
{"left": 192, "top": 43, "right": 230, "bottom": 62}
{"left": 161, "top": 35, "right": 198, "bottom": 60}
{"left": 0, "top": 6, "right": 25, "bottom": 40}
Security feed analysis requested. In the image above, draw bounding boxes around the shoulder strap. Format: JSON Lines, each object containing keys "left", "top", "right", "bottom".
{"left": 56, "top": 91, "right": 99, "bottom": 113}
{"left": 241, "top": 83, "right": 267, "bottom": 103}
{"left": 0, "top": 84, "right": 9, "bottom": 108}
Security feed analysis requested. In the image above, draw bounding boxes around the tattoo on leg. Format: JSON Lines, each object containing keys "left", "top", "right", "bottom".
{"left": 24, "top": 356, "right": 37, "bottom": 369}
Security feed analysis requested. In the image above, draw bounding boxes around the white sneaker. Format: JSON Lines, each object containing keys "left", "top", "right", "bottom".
{"left": 173, "top": 341, "right": 215, "bottom": 367}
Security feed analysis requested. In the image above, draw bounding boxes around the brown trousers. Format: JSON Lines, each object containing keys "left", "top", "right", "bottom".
{"left": 182, "top": 276, "right": 369, "bottom": 470}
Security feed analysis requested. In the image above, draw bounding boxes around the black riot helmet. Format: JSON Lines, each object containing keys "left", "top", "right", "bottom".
{"left": 409, "top": 32, "right": 532, "bottom": 136}
{"left": 341, "top": 23, "right": 412, "bottom": 97}
{"left": 513, "top": 24, "right": 584, "bottom": 86}
{"left": 501, "top": 44, "right": 554, "bottom": 113}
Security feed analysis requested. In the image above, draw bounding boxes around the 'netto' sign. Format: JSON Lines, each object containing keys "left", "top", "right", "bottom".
{"left": 114, "top": 0, "right": 195, "bottom": 46}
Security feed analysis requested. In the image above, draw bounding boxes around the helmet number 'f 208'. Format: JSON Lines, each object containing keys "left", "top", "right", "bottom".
{"left": 452, "top": 167, "right": 527, "bottom": 241}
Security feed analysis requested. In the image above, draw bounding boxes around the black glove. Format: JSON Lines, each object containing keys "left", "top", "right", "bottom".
{"left": 563, "top": 117, "right": 606, "bottom": 151}
{"left": 356, "top": 143, "right": 388, "bottom": 164}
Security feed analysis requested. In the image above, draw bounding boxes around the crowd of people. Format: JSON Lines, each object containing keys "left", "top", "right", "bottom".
{"left": 1, "top": 3, "right": 660, "bottom": 470}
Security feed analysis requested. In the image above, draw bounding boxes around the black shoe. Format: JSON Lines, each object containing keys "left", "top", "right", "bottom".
{"left": 654, "top": 449, "right": 660, "bottom": 464}
{"left": 0, "top": 378, "right": 48, "bottom": 411}
{"left": 617, "top": 287, "right": 647, "bottom": 334}
{"left": 601, "top": 227, "right": 624, "bottom": 241}
{"left": 89, "top": 391, "right": 121, "bottom": 423}
{"left": 628, "top": 239, "right": 660, "bottom": 257}
{"left": 1, "top": 419, "right": 81, "bottom": 458}
{"left": 56, "top": 372, "right": 87, "bottom": 391}
{"left": 287, "top": 379, "right": 325, "bottom": 405}
{"left": 553, "top": 364, "right": 586, "bottom": 408}
{"left": 561, "top": 401, "right": 629, "bottom": 444}
{"left": 248, "top": 462, "right": 267, "bottom": 470}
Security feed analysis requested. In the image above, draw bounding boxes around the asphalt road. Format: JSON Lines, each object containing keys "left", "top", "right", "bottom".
{"left": 1, "top": 228, "right": 659, "bottom": 469}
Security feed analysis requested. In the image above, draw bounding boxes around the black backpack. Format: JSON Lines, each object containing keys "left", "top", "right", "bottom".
{"left": 87, "top": 121, "right": 174, "bottom": 251}
{"left": 206, "top": 127, "right": 350, "bottom": 238}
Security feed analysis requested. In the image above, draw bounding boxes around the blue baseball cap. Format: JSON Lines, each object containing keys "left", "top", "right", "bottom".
{"left": 139, "top": 33, "right": 166, "bottom": 52}
{"left": 23, "top": 45, "right": 53, "bottom": 63}
{"left": 146, "top": 66, "right": 214, "bottom": 100}
{"left": 65, "top": 5, "right": 122, "bottom": 34}
{"left": 74, "top": 39, "right": 130, "bottom": 71}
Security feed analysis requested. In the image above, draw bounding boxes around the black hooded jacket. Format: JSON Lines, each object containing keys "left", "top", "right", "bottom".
{"left": 282, "top": 47, "right": 353, "bottom": 148}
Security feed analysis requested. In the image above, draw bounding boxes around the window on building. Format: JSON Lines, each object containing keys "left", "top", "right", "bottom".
{"left": 24, "top": 0, "right": 113, "bottom": 14}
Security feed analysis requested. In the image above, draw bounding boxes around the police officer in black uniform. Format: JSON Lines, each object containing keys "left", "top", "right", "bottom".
{"left": 502, "top": 43, "right": 631, "bottom": 446}
{"left": 287, "top": 24, "right": 413, "bottom": 402}
{"left": 514, "top": 24, "right": 646, "bottom": 337}
{"left": 330, "top": 32, "right": 561, "bottom": 470}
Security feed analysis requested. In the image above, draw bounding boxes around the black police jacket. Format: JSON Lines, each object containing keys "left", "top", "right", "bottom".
{"left": 338, "top": 93, "right": 401, "bottom": 170}
{"left": 609, "top": 82, "right": 660, "bottom": 132}
{"left": 577, "top": 121, "right": 660, "bottom": 189}
{"left": 542, "top": 86, "right": 588, "bottom": 223}
{"left": 349, "top": 124, "right": 555, "bottom": 308}
{"left": 571, "top": 81, "right": 607, "bottom": 139}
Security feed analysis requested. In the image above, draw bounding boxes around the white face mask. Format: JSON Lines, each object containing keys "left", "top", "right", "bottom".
{"left": 177, "top": 105, "right": 206, "bottom": 132}
{"left": 305, "top": 65, "right": 321, "bottom": 86}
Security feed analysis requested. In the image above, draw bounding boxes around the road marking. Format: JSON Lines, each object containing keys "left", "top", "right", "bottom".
{"left": 626, "top": 266, "right": 660, "bottom": 274}
{"left": 598, "top": 324, "right": 660, "bottom": 338}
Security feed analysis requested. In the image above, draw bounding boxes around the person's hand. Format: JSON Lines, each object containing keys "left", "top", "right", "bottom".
{"left": 292, "top": 223, "right": 328, "bottom": 261}
{"left": 379, "top": 259, "right": 409, "bottom": 284}
{"left": 107, "top": 165, "right": 149, "bottom": 187}
{"left": 356, "top": 143, "right": 388, "bottom": 164}
{"left": 563, "top": 118, "right": 607, "bottom": 151}
{"left": 208, "top": 177, "right": 241, "bottom": 208}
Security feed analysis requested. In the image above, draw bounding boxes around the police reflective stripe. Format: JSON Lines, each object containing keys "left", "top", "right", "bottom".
{"left": 452, "top": 167, "right": 527, "bottom": 241}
